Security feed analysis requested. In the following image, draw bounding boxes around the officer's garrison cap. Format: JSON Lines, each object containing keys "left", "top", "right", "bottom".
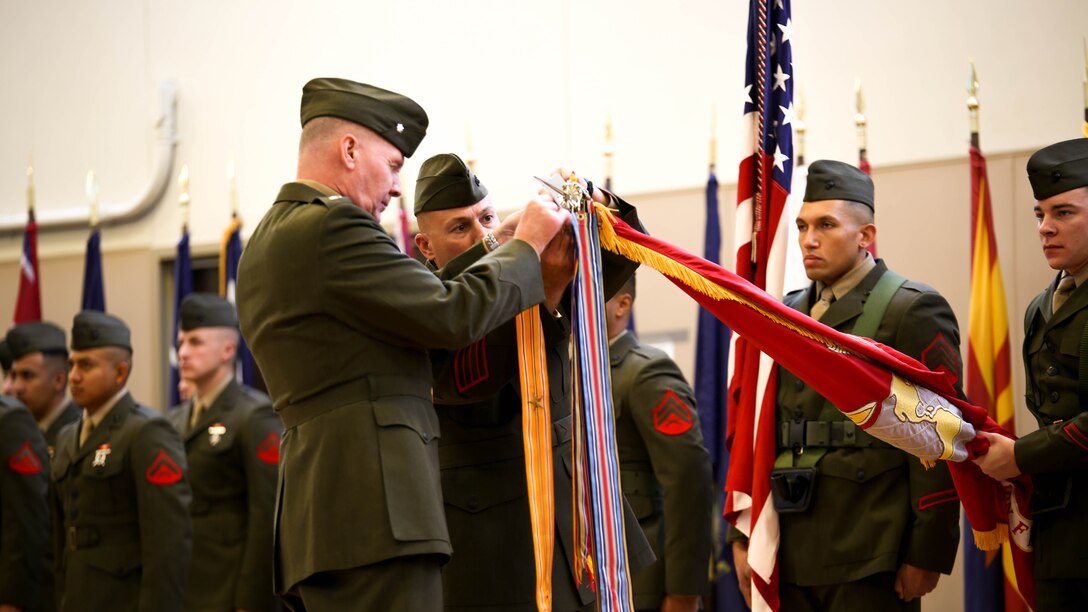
{"left": 414, "top": 153, "right": 489, "bottom": 214}
{"left": 1027, "top": 138, "right": 1088, "bottom": 201}
{"left": 6, "top": 322, "right": 68, "bottom": 360}
{"left": 300, "top": 78, "right": 428, "bottom": 158}
{"left": 71, "top": 311, "right": 132, "bottom": 352}
{"left": 804, "top": 160, "right": 875, "bottom": 210}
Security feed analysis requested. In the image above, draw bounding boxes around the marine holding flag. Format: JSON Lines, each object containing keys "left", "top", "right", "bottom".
{"left": 731, "top": 161, "right": 960, "bottom": 610}
{"left": 974, "top": 137, "right": 1088, "bottom": 610}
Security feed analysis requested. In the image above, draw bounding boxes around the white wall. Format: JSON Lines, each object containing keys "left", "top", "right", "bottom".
{"left": 1, "top": 0, "right": 1085, "bottom": 259}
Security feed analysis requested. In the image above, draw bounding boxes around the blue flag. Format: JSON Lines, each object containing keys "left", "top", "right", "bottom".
{"left": 169, "top": 229, "right": 193, "bottom": 407}
{"left": 220, "top": 218, "right": 257, "bottom": 386}
{"left": 694, "top": 171, "right": 746, "bottom": 611}
{"left": 81, "top": 228, "right": 106, "bottom": 311}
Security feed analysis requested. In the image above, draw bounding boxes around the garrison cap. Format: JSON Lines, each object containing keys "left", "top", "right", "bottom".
{"left": 804, "top": 160, "right": 875, "bottom": 210}
{"left": 180, "top": 293, "right": 238, "bottom": 331}
{"left": 0, "top": 340, "right": 10, "bottom": 371}
{"left": 300, "top": 78, "right": 428, "bottom": 157}
{"left": 1027, "top": 138, "right": 1088, "bottom": 200}
{"left": 6, "top": 322, "right": 67, "bottom": 360}
{"left": 414, "top": 153, "right": 489, "bottom": 214}
{"left": 71, "top": 311, "right": 132, "bottom": 352}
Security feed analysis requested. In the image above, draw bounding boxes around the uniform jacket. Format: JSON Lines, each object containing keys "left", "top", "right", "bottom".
{"left": 236, "top": 182, "right": 546, "bottom": 593}
{"left": 609, "top": 331, "right": 713, "bottom": 608}
{"left": 43, "top": 401, "right": 81, "bottom": 458}
{"left": 0, "top": 398, "right": 50, "bottom": 611}
{"left": 50, "top": 393, "right": 192, "bottom": 612}
{"left": 1016, "top": 273, "right": 1088, "bottom": 578}
{"left": 776, "top": 260, "right": 961, "bottom": 586}
{"left": 168, "top": 379, "right": 282, "bottom": 611}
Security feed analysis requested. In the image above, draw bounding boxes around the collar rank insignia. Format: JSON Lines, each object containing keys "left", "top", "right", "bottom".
{"left": 93, "top": 444, "right": 112, "bottom": 467}
{"left": 396, "top": 122, "right": 405, "bottom": 133}
{"left": 208, "top": 423, "right": 227, "bottom": 446}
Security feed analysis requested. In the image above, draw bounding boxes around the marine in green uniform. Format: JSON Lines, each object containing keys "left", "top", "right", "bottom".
{"left": 235, "top": 79, "right": 568, "bottom": 612}
{"left": 974, "top": 137, "right": 1088, "bottom": 610}
{"left": 168, "top": 293, "right": 282, "bottom": 612}
{"left": 51, "top": 311, "right": 192, "bottom": 612}
{"left": 6, "top": 322, "right": 81, "bottom": 458}
{"left": 415, "top": 154, "right": 653, "bottom": 611}
{"left": 731, "top": 160, "right": 961, "bottom": 610}
{"left": 0, "top": 397, "right": 50, "bottom": 612}
{"left": 604, "top": 275, "right": 712, "bottom": 612}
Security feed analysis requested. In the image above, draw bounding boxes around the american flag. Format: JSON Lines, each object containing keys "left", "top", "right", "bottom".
{"left": 13, "top": 211, "right": 42, "bottom": 325}
{"left": 725, "top": 0, "right": 794, "bottom": 610}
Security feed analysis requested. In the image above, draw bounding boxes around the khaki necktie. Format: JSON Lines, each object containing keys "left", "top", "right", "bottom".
{"left": 811, "top": 286, "right": 835, "bottom": 321}
{"left": 189, "top": 401, "right": 206, "bottom": 431}
{"left": 1052, "top": 275, "right": 1076, "bottom": 314}
{"left": 79, "top": 418, "right": 94, "bottom": 448}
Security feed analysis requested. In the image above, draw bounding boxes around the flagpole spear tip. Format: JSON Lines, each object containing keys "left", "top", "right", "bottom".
{"left": 854, "top": 77, "right": 867, "bottom": 154}
{"left": 26, "top": 158, "right": 35, "bottom": 215}
{"left": 709, "top": 105, "right": 717, "bottom": 170}
{"left": 967, "top": 61, "right": 980, "bottom": 145}
{"left": 178, "top": 163, "right": 191, "bottom": 231}
{"left": 85, "top": 170, "right": 100, "bottom": 227}
{"left": 227, "top": 158, "right": 239, "bottom": 218}
{"left": 602, "top": 114, "right": 614, "bottom": 184}
{"left": 796, "top": 92, "right": 806, "bottom": 166}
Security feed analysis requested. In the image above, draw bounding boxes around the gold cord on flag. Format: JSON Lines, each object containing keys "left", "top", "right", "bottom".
{"left": 515, "top": 306, "right": 554, "bottom": 612}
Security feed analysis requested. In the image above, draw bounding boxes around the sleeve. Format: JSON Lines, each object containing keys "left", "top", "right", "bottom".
{"left": 235, "top": 399, "right": 282, "bottom": 610}
{"left": 0, "top": 409, "right": 50, "bottom": 610}
{"left": 320, "top": 204, "right": 545, "bottom": 350}
{"left": 132, "top": 418, "right": 192, "bottom": 612}
{"left": 888, "top": 289, "right": 962, "bottom": 573}
{"left": 1015, "top": 412, "right": 1088, "bottom": 473}
{"left": 621, "top": 353, "right": 714, "bottom": 595}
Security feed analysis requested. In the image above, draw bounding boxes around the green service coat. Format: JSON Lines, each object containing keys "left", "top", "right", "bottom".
{"left": 1016, "top": 273, "right": 1088, "bottom": 579}
{"left": 776, "top": 261, "right": 961, "bottom": 587}
{"left": 50, "top": 393, "right": 192, "bottom": 612}
{"left": 43, "top": 401, "right": 81, "bottom": 459}
{"left": 0, "top": 398, "right": 51, "bottom": 611}
{"left": 236, "top": 182, "right": 547, "bottom": 593}
{"left": 168, "top": 379, "right": 282, "bottom": 611}
{"left": 609, "top": 331, "right": 713, "bottom": 609}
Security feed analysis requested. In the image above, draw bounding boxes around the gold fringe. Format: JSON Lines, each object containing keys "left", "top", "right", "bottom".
{"left": 972, "top": 525, "right": 1008, "bottom": 551}
{"left": 593, "top": 203, "right": 852, "bottom": 355}
{"left": 920, "top": 459, "right": 936, "bottom": 470}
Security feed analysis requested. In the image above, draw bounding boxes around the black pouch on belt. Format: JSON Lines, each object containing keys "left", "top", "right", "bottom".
{"left": 769, "top": 467, "right": 818, "bottom": 513}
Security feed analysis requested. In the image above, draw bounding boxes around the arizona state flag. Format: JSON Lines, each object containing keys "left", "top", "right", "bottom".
{"left": 13, "top": 212, "right": 42, "bottom": 324}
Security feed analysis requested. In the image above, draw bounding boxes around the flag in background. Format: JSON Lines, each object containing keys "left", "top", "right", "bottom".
{"left": 14, "top": 211, "right": 42, "bottom": 324}
{"left": 169, "top": 228, "right": 192, "bottom": 407}
{"left": 963, "top": 145, "right": 1029, "bottom": 612}
{"left": 725, "top": 0, "right": 794, "bottom": 608}
{"left": 81, "top": 227, "right": 106, "bottom": 311}
{"left": 220, "top": 216, "right": 257, "bottom": 386}
{"left": 782, "top": 163, "right": 809, "bottom": 296}
{"left": 695, "top": 170, "right": 746, "bottom": 611}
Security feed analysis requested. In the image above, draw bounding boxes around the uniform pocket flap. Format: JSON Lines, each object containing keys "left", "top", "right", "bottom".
{"left": 83, "top": 547, "right": 142, "bottom": 577}
{"left": 442, "top": 462, "right": 525, "bottom": 513}
{"left": 373, "top": 399, "right": 440, "bottom": 443}
{"left": 817, "top": 449, "right": 903, "bottom": 483}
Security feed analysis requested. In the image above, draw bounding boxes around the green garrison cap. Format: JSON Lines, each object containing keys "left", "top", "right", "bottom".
{"left": 300, "top": 78, "right": 428, "bottom": 158}
{"left": 71, "top": 311, "right": 132, "bottom": 352}
{"left": 0, "top": 340, "right": 11, "bottom": 371}
{"left": 1027, "top": 138, "right": 1088, "bottom": 200}
{"left": 180, "top": 293, "right": 237, "bottom": 331}
{"left": 804, "top": 160, "right": 875, "bottom": 210}
{"left": 6, "top": 322, "right": 67, "bottom": 360}
{"left": 414, "top": 153, "right": 489, "bottom": 214}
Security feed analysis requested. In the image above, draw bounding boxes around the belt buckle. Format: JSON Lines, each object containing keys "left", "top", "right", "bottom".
{"left": 789, "top": 419, "right": 805, "bottom": 456}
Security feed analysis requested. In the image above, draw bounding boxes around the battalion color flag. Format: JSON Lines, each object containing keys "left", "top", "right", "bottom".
{"left": 726, "top": 0, "right": 794, "bottom": 608}
{"left": 963, "top": 145, "right": 1031, "bottom": 612}
{"left": 220, "top": 217, "right": 257, "bottom": 386}
{"left": 169, "top": 229, "right": 192, "bottom": 407}
{"left": 14, "top": 212, "right": 42, "bottom": 324}
{"left": 81, "top": 227, "right": 106, "bottom": 312}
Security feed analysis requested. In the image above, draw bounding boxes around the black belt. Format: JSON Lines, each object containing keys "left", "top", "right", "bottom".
{"left": 778, "top": 419, "right": 889, "bottom": 452}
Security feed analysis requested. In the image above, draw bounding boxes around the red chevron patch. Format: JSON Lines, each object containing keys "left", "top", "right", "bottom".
{"left": 257, "top": 432, "right": 281, "bottom": 465}
{"left": 454, "top": 339, "right": 489, "bottom": 394}
{"left": 146, "top": 450, "right": 183, "bottom": 485}
{"left": 653, "top": 389, "right": 693, "bottom": 435}
{"left": 921, "top": 332, "right": 960, "bottom": 385}
{"left": 8, "top": 441, "right": 43, "bottom": 475}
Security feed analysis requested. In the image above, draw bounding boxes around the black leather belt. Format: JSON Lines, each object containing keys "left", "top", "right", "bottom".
{"left": 778, "top": 419, "right": 889, "bottom": 452}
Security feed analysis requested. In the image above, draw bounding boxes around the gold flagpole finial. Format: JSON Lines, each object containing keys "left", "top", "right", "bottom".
{"left": 854, "top": 77, "right": 868, "bottom": 154}
{"left": 178, "top": 164, "right": 190, "bottom": 230}
{"left": 26, "top": 158, "right": 35, "bottom": 217}
{"left": 85, "top": 170, "right": 100, "bottom": 227}
{"left": 464, "top": 123, "right": 476, "bottom": 173}
{"left": 709, "top": 105, "right": 717, "bottom": 170}
{"left": 795, "top": 92, "right": 806, "bottom": 166}
{"left": 1082, "top": 37, "right": 1087, "bottom": 137}
{"left": 227, "top": 158, "right": 239, "bottom": 218}
{"left": 967, "top": 60, "right": 980, "bottom": 146}
{"left": 603, "top": 114, "right": 615, "bottom": 187}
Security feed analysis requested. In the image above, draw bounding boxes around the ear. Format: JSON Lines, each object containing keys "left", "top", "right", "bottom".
{"left": 415, "top": 232, "right": 435, "bottom": 261}
{"left": 858, "top": 223, "right": 876, "bottom": 249}
{"left": 115, "top": 360, "right": 131, "bottom": 386}
{"left": 615, "top": 293, "right": 633, "bottom": 319}
{"left": 340, "top": 133, "right": 360, "bottom": 169}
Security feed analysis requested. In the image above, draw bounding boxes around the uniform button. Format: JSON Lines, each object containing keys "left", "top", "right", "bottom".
{"left": 856, "top": 469, "right": 866, "bottom": 480}
{"left": 1046, "top": 366, "right": 1058, "bottom": 376}
{"left": 1050, "top": 391, "right": 1061, "bottom": 403}
{"left": 795, "top": 380, "right": 804, "bottom": 391}
{"left": 420, "top": 432, "right": 430, "bottom": 443}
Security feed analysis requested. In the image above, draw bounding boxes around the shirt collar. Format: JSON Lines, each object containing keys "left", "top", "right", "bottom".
{"left": 84, "top": 387, "right": 128, "bottom": 428}
{"left": 817, "top": 252, "right": 876, "bottom": 301}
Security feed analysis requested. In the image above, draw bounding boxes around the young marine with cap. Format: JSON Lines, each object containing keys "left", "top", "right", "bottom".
{"left": 974, "top": 137, "right": 1088, "bottom": 610}
{"left": 236, "top": 79, "right": 569, "bottom": 611}
{"left": 50, "top": 311, "right": 192, "bottom": 612}
{"left": 168, "top": 293, "right": 282, "bottom": 612}
{"left": 731, "top": 160, "right": 961, "bottom": 610}
{"left": 416, "top": 153, "right": 654, "bottom": 610}
{"left": 6, "top": 322, "right": 81, "bottom": 457}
